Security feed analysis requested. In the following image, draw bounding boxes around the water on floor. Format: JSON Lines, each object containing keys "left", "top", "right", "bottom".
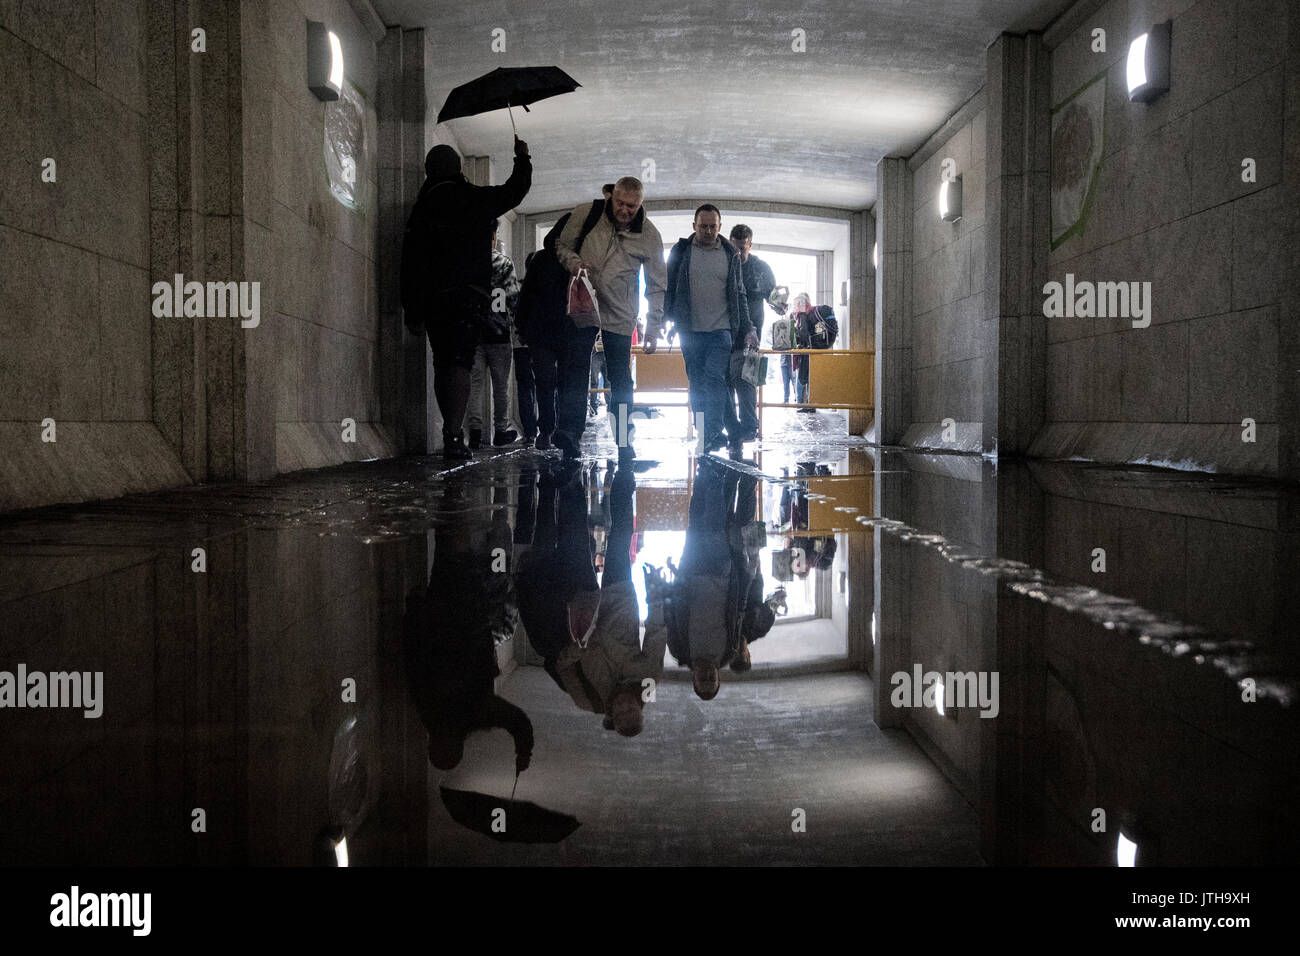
{"left": 1, "top": 407, "right": 1297, "bottom": 865}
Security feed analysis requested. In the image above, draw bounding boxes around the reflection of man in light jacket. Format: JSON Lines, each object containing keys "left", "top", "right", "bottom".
{"left": 551, "top": 468, "right": 664, "bottom": 735}
{"left": 554, "top": 177, "right": 668, "bottom": 460}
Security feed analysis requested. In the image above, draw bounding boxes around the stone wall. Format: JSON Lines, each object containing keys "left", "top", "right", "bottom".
{"left": 0, "top": 0, "right": 190, "bottom": 510}
{"left": 1035, "top": 0, "right": 1292, "bottom": 475}
{"left": 904, "top": 108, "right": 989, "bottom": 451}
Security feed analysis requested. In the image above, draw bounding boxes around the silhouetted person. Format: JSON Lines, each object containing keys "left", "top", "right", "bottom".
{"left": 403, "top": 495, "right": 532, "bottom": 772}
{"left": 401, "top": 137, "right": 532, "bottom": 459}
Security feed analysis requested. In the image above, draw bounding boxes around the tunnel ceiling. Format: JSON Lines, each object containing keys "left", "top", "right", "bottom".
{"left": 374, "top": 0, "right": 1072, "bottom": 215}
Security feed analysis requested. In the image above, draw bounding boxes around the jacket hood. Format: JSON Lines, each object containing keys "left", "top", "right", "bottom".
{"left": 424, "top": 144, "right": 462, "bottom": 181}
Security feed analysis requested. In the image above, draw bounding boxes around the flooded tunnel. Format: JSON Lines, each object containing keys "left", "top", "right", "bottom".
{"left": 1, "top": 0, "right": 1297, "bottom": 935}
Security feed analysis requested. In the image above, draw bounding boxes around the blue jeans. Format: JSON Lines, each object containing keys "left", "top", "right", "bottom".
{"left": 680, "top": 328, "right": 733, "bottom": 447}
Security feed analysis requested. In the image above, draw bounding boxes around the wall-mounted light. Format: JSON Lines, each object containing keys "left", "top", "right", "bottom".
{"left": 1126, "top": 21, "right": 1171, "bottom": 102}
{"left": 307, "top": 20, "right": 344, "bottom": 101}
{"left": 872, "top": 241, "right": 879, "bottom": 270}
{"left": 939, "top": 176, "right": 963, "bottom": 221}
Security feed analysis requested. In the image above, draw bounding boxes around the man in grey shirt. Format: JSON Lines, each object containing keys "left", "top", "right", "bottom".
{"left": 649, "top": 205, "right": 755, "bottom": 454}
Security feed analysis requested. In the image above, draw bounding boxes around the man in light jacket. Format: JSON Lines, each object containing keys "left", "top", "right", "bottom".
{"left": 554, "top": 177, "right": 668, "bottom": 463}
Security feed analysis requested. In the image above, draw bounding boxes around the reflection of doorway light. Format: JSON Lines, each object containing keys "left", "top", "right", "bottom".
{"left": 1116, "top": 832, "right": 1137, "bottom": 867}
{"left": 934, "top": 675, "right": 945, "bottom": 716}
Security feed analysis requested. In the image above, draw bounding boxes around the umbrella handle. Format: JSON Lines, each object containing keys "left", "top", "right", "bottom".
{"left": 507, "top": 102, "right": 517, "bottom": 137}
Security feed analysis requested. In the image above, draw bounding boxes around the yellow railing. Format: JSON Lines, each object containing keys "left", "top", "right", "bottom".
{"left": 610, "top": 346, "right": 875, "bottom": 434}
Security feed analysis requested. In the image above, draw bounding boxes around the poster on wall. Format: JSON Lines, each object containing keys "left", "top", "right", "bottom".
{"left": 324, "top": 79, "right": 371, "bottom": 210}
{"left": 1050, "top": 71, "right": 1106, "bottom": 249}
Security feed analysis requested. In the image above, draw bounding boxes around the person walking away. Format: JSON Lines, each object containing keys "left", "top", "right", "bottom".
{"left": 401, "top": 138, "right": 532, "bottom": 460}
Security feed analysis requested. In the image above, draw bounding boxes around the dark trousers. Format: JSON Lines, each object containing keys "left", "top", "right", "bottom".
{"left": 514, "top": 347, "right": 538, "bottom": 438}
{"left": 531, "top": 345, "right": 560, "bottom": 439}
{"left": 552, "top": 325, "right": 600, "bottom": 455}
{"left": 680, "top": 329, "right": 732, "bottom": 447}
{"left": 603, "top": 467, "right": 635, "bottom": 589}
{"left": 599, "top": 331, "right": 635, "bottom": 448}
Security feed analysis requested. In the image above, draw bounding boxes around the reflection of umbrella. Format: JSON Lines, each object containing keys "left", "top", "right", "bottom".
{"left": 437, "top": 66, "right": 581, "bottom": 134}
{"left": 440, "top": 786, "right": 580, "bottom": 844}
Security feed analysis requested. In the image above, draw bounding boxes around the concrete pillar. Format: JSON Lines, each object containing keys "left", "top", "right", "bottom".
{"left": 147, "top": 0, "right": 248, "bottom": 481}
{"left": 849, "top": 209, "right": 876, "bottom": 435}
{"left": 874, "top": 157, "right": 913, "bottom": 445}
{"left": 982, "top": 33, "right": 1050, "bottom": 456}
{"left": 871, "top": 458, "right": 910, "bottom": 728}
{"left": 378, "top": 27, "right": 431, "bottom": 454}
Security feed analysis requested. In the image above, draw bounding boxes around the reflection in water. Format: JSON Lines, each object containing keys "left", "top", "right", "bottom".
{"left": 2, "top": 434, "right": 1298, "bottom": 866}
{"left": 654, "top": 457, "right": 778, "bottom": 695}
{"left": 404, "top": 491, "right": 532, "bottom": 773}
{"left": 517, "top": 463, "right": 663, "bottom": 736}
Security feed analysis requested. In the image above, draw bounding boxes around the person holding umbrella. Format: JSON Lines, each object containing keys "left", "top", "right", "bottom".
{"left": 400, "top": 137, "right": 532, "bottom": 460}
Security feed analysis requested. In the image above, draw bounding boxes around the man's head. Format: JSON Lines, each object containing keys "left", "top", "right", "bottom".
{"left": 610, "top": 177, "right": 643, "bottom": 227}
{"left": 692, "top": 659, "right": 720, "bottom": 700}
{"left": 424, "top": 144, "right": 461, "bottom": 181}
{"left": 609, "top": 683, "right": 645, "bottom": 737}
{"left": 694, "top": 204, "right": 722, "bottom": 246}
{"left": 730, "top": 224, "right": 753, "bottom": 260}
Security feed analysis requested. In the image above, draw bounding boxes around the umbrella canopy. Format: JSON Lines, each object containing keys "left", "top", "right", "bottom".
{"left": 440, "top": 786, "right": 580, "bottom": 844}
{"left": 437, "top": 66, "right": 581, "bottom": 124}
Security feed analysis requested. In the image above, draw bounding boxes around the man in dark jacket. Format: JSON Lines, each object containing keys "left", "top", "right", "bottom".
{"left": 648, "top": 205, "right": 756, "bottom": 455}
{"left": 724, "top": 224, "right": 780, "bottom": 443}
{"left": 401, "top": 137, "right": 532, "bottom": 459}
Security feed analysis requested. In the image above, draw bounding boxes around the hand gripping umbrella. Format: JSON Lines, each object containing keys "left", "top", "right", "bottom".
{"left": 436, "top": 66, "right": 581, "bottom": 136}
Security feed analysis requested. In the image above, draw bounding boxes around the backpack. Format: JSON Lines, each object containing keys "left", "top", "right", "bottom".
{"left": 770, "top": 317, "right": 796, "bottom": 350}
{"left": 516, "top": 201, "right": 606, "bottom": 347}
{"left": 800, "top": 306, "right": 838, "bottom": 349}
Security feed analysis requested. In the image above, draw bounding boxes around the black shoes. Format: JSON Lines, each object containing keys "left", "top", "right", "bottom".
{"left": 535, "top": 433, "right": 553, "bottom": 451}
{"left": 618, "top": 444, "right": 636, "bottom": 465}
{"left": 468, "top": 428, "right": 483, "bottom": 448}
{"left": 442, "top": 432, "right": 472, "bottom": 461}
{"left": 493, "top": 428, "right": 519, "bottom": 446}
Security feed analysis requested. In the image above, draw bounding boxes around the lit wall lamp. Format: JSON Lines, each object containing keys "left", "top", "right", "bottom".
{"left": 939, "top": 175, "right": 962, "bottom": 222}
{"left": 1126, "top": 21, "right": 1171, "bottom": 102}
{"left": 307, "top": 20, "right": 344, "bottom": 101}
{"left": 872, "top": 241, "right": 879, "bottom": 269}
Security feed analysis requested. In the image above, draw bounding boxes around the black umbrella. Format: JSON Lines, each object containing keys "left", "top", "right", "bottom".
{"left": 437, "top": 66, "right": 581, "bottom": 135}
{"left": 440, "top": 786, "right": 581, "bottom": 844}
